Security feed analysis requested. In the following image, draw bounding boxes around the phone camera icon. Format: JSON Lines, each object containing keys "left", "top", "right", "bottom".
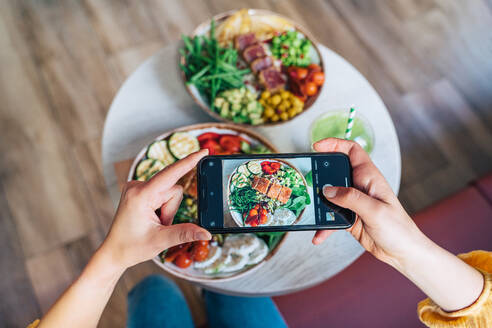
{"left": 210, "top": 191, "right": 214, "bottom": 196}
{"left": 210, "top": 221, "right": 215, "bottom": 227}
{"left": 208, "top": 162, "right": 214, "bottom": 166}
{"left": 323, "top": 161, "right": 330, "bottom": 167}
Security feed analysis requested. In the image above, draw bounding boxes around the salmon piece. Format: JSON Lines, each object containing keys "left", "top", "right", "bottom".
{"left": 252, "top": 176, "right": 261, "bottom": 189}
{"left": 266, "top": 182, "right": 282, "bottom": 199}
{"left": 277, "top": 186, "right": 292, "bottom": 204}
{"left": 253, "top": 177, "right": 270, "bottom": 194}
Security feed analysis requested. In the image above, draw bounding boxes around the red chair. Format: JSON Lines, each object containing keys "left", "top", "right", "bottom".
{"left": 274, "top": 175, "right": 492, "bottom": 327}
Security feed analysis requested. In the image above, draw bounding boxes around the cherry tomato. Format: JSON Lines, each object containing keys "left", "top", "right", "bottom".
{"left": 192, "top": 245, "right": 209, "bottom": 262}
{"left": 270, "top": 162, "right": 281, "bottom": 170}
{"left": 195, "top": 240, "right": 209, "bottom": 247}
{"left": 250, "top": 220, "right": 258, "bottom": 227}
{"left": 175, "top": 252, "right": 192, "bottom": 268}
{"left": 219, "top": 135, "right": 241, "bottom": 152}
{"left": 308, "top": 63, "right": 322, "bottom": 72}
{"left": 249, "top": 209, "right": 258, "bottom": 216}
{"left": 197, "top": 132, "right": 220, "bottom": 143}
{"left": 311, "top": 72, "right": 325, "bottom": 86}
{"left": 165, "top": 243, "right": 191, "bottom": 262}
{"left": 304, "top": 82, "right": 318, "bottom": 96}
{"left": 260, "top": 208, "right": 268, "bottom": 215}
{"left": 296, "top": 67, "right": 309, "bottom": 80}
{"left": 254, "top": 204, "right": 260, "bottom": 209}
{"left": 260, "top": 214, "right": 268, "bottom": 224}
{"left": 200, "top": 139, "right": 221, "bottom": 155}
{"left": 261, "top": 161, "right": 271, "bottom": 166}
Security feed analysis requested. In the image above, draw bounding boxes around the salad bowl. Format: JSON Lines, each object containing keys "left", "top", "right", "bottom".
{"left": 180, "top": 9, "right": 325, "bottom": 127}
{"left": 127, "top": 123, "right": 288, "bottom": 282}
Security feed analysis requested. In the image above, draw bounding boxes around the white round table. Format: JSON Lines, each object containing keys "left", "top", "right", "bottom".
{"left": 102, "top": 43, "right": 401, "bottom": 296}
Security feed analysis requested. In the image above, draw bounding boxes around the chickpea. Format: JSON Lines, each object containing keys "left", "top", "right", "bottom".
{"left": 271, "top": 114, "right": 280, "bottom": 122}
{"left": 288, "top": 108, "right": 297, "bottom": 118}
{"left": 264, "top": 107, "right": 275, "bottom": 118}
{"left": 259, "top": 99, "right": 266, "bottom": 106}
{"left": 295, "top": 106, "right": 303, "bottom": 114}
{"left": 280, "top": 100, "right": 291, "bottom": 108}
{"left": 277, "top": 104, "right": 286, "bottom": 112}
{"left": 280, "top": 112, "right": 289, "bottom": 121}
{"left": 271, "top": 94, "right": 282, "bottom": 106}
{"left": 280, "top": 91, "right": 290, "bottom": 99}
{"left": 261, "top": 91, "right": 271, "bottom": 100}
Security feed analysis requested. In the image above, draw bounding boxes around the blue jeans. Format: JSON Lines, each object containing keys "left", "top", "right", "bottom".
{"left": 127, "top": 275, "right": 287, "bottom": 328}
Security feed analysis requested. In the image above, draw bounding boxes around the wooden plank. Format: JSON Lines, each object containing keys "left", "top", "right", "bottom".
{"left": 25, "top": 248, "right": 76, "bottom": 313}
{"left": 73, "top": 138, "right": 117, "bottom": 231}
{"left": 0, "top": 3, "right": 98, "bottom": 257}
{"left": 0, "top": 182, "right": 41, "bottom": 327}
{"left": 84, "top": 0, "right": 163, "bottom": 54}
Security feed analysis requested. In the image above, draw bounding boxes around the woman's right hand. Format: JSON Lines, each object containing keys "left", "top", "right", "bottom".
{"left": 312, "top": 138, "right": 485, "bottom": 313}
{"left": 312, "top": 138, "right": 428, "bottom": 270}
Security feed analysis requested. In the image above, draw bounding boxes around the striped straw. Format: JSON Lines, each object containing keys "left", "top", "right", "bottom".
{"left": 344, "top": 106, "right": 356, "bottom": 139}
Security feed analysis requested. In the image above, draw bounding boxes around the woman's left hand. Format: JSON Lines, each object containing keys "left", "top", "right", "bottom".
{"left": 100, "top": 149, "right": 211, "bottom": 270}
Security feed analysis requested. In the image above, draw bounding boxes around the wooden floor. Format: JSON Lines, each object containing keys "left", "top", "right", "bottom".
{"left": 1, "top": 0, "right": 491, "bottom": 326}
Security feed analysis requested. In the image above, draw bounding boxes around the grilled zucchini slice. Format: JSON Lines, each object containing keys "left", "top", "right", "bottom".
{"left": 168, "top": 132, "right": 200, "bottom": 159}
{"left": 147, "top": 140, "right": 176, "bottom": 165}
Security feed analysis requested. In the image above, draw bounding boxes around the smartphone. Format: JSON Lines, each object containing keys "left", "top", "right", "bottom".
{"left": 197, "top": 152, "right": 355, "bottom": 233}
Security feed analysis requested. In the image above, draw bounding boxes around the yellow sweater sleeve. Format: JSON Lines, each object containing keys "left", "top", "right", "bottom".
{"left": 418, "top": 250, "right": 492, "bottom": 328}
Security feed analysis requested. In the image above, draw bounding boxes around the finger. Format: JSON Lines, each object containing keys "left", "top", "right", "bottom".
{"left": 159, "top": 185, "right": 183, "bottom": 226}
{"left": 144, "top": 149, "right": 208, "bottom": 209}
{"left": 323, "top": 185, "right": 383, "bottom": 223}
{"left": 312, "top": 230, "right": 334, "bottom": 245}
{"left": 313, "top": 138, "right": 369, "bottom": 168}
{"left": 158, "top": 223, "right": 212, "bottom": 249}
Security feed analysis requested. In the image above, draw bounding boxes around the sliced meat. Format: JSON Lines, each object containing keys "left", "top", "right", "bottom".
{"left": 253, "top": 177, "right": 270, "bottom": 194}
{"left": 266, "top": 182, "right": 282, "bottom": 199}
{"left": 235, "top": 33, "right": 258, "bottom": 51}
{"left": 277, "top": 186, "right": 292, "bottom": 204}
{"left": 243, "top": 44, "right": 266, "bottom": 63}
{"left": 259, "top": 67, "right": 286, "bottom": 92}
{"left": 186, "top": 176, "right": 198, "bottom": 198}
{"left": 250, "top": 56, "right": 273, "bottom": 74}
{"left": 252, "top": 176, "right": 261, "bottom": 189}
{"left": 178, "top": 168, "right": 195, "bottom": 193}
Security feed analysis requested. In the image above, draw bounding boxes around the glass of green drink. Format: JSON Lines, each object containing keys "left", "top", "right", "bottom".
{"left": 310, "top": 109, "right": 375, "bottom": 154}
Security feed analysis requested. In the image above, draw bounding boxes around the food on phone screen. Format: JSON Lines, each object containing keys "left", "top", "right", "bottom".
{"left": 228, "top": 159, "right": 311, "bottom": 227}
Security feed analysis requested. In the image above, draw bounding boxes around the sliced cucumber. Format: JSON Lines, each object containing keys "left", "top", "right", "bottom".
{"left": 147, "top": 140, "right": 176, "bottom": 165}
{"left": 237, "top": 164, "right": 250, "bottom": 177}
{"left": 168, "top": 132, "right": 200, "bottom": 159}
{"left": 135, "top": 159, "right": 154, "bottom": 179}
{"left": 247, "top": 161, "right": 262, "bottom": 175}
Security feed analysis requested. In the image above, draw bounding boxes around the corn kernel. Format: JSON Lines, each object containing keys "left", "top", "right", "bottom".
{"left": 280, "top": 112, "right": 289, "bottom": 121}
{"left": 271, "top": 114, "right": 280, "bottom": 122}
{"left": 288, "top": 109, "right": 297, "bottom": 118}
{"left": 261, "top": 91, "right": 271, "bottom": 99}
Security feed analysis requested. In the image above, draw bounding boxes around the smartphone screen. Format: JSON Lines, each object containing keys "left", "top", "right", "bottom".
{"left": 198, "top": 153, "right": 355, "bottom": 233}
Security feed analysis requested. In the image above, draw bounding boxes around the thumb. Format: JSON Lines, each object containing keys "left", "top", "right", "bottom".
{"left": 158, "top": 223, "right": 212, "bottom": 249}
{"left": 322, "top": 185, "right": 382, "bottom": 220}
